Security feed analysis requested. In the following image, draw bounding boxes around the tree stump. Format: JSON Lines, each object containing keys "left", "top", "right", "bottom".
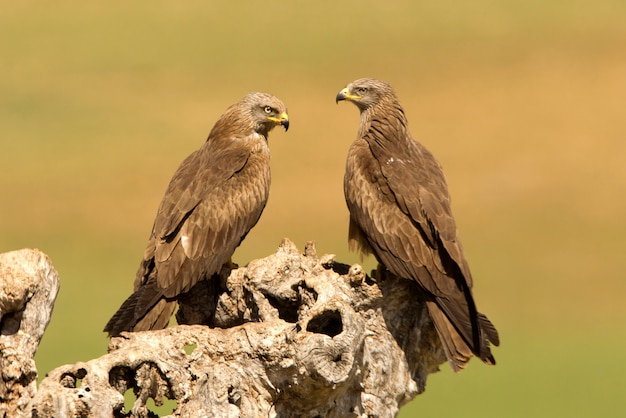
{"left": 5, "top": 239, "right": 446, "bottom": 417}
{"left": 0, "top": 249, "right": 60, "bottom": 418}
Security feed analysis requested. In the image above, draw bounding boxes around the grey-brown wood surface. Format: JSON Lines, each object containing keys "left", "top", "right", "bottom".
{"left": 3, "top": 240, "right": 446, "bottom": 418}
{"left": 0, "top": 249, "right": 60, "bottom": 418}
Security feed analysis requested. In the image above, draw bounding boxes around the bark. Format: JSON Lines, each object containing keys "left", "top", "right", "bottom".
{"left": 0, "top": 249, "right": 60, "bottom": 418}
{"left": 3, "top": 239, "right": 446, "bottom": 418}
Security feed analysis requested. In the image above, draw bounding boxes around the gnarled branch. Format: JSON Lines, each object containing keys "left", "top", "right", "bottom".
{"left": 4, "top": 239, "right": 446, "bottom": 418}
{"left": 0, "top": 249, "right": 60, "bottom": 418}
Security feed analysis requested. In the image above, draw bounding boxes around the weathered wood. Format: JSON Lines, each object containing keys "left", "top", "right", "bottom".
{"left": 6, "top": 239, "right": 446, "bottom": 417}
{"left": 0, "top": 249, "right": 60, "bottom": 418}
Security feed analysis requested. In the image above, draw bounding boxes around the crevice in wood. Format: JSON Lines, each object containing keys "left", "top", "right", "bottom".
{"left": 1, "top": 239, "right": 446, "bottom": 418}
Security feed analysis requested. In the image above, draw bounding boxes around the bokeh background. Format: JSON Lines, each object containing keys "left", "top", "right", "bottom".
{"left": 2, "top": 1, "right": 625, "bottom": 416}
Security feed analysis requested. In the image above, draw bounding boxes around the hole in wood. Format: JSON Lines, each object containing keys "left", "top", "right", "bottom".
{"left": 306, "top": 309, "right": 343, "bottom": 337}
{"left": 265, "top": 294, "right": 300, "bottom": 323}
{"left": 184, "top": 343, "right": 197, "bottom": 355}
{"left": 59, "top": 368, "right": 87, "bottom": 389}
{"left": 109, "top": 366, "right": 133, "bottom": 394}
{"left": 146, "top": 397, "right": 178, "bottom": 416}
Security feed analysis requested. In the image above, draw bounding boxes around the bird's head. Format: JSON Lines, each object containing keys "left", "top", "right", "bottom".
{"left": 242, "top": 92, "right": 289, "bottom": 136}
{"left": 336, "top": 78, "right": 396, "bottom": 112}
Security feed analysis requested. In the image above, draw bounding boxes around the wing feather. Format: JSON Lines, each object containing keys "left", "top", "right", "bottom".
{"left": 137, "top": 137, "right": 269, "bottom": 298}
{"left": 105, "top": 92, "right": 287, "bottom": 336}
{"left": 344, "top": 105, "right": 498, "bottom": 367}
{"left": 345, "top": 138, "right": 446, "bottom": 296}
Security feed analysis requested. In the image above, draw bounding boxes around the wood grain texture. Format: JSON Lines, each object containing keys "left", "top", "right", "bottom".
{"left": 26, "top": 239, "right": 446, "bottom": 417}
{"left": 0, "top": 249, "right": 59, "bottom": 418}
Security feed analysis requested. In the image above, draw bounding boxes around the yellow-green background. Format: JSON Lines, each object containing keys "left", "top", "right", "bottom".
{"left": 2, "top": 1, "right": 625, "bottom": 416}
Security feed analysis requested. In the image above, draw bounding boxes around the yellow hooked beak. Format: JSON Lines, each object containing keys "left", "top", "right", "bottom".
{"left": 336, "top": 87, "right": 361, "bottom": 103}
{"left": 267, "top": 111, "right": 289, "bottom": 131}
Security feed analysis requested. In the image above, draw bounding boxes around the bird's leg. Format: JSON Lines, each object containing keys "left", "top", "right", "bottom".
{"left": 374, "top": 263, "right": 388, "bottom": 282}
{"left": 226, "top": 257, "right": 238, "bottom": 270}
{"left": 218, "top": 258, "right": 238, "bottom": 287}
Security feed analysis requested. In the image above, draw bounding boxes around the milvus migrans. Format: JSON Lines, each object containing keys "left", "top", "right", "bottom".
{"left": 337, "top": 78, "right": 498, "bottom": 371}
{"left": 104, "top": 92, "right": 289, "bottom": 336}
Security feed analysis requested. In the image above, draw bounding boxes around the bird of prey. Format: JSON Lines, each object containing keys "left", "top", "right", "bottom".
{"left": 336, "top": 78, "right": 498, "bottom": 371}
{"left": 104, "top": 92, "right": 289, "bottom": 337}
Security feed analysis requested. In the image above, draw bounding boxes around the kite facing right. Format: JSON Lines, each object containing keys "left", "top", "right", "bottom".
{"left": 104, "top": 92, "right": 289, "bottom": 337}
{"left": 337, "top": 78, "right": 499, "bottom": 371}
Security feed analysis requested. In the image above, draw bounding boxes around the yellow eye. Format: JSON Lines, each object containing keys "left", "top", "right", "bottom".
{"left": 264, "top": 106, "right": 273, "bottom": 114}
{"left": 357, "top": 87, "right": 367, "bottom": 95}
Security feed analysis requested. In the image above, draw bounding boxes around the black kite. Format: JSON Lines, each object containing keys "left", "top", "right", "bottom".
{"left": 337, "top": 78, "right": 498, "bottom": 371}
{"left": 104, "top": 92, "right": 289, "bottom": 336}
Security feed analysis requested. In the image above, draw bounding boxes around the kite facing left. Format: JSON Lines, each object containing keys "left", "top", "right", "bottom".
{"left": 337, "top": 78, "right": 498, "bottom": 371}
{"left": 104, "top": 92, "right": 289, "bottom": 337}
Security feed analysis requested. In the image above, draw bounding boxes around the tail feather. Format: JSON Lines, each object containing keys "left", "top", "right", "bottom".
{"left": 426, "top": 301, "right": 472, "bottom": 372}
{"left": 103, "top": 282, "right": 173, "bottom": 337}
{"left": 133, "top": 298, "right": 176, "bottom": 332}
{"left": 426, "top": 301, "right": 498, "bottom": 371}
{"left": 479, "top": 312, "right": 500, "bottom": 346}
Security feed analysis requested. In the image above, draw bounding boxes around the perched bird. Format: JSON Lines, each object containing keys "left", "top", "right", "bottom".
{"left": 104, "top": 92, "right": 289, "bottom": 337}
{"left": 336, "top": 78, "right": 498, "bottom": 371}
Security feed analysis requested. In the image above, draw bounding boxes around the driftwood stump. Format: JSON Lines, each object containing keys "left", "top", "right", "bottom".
{"left": 0, "top": 249, "right": 60, "bottom": 418}
{"left": 3, "top": 239, "right": 446, "bottom": 417}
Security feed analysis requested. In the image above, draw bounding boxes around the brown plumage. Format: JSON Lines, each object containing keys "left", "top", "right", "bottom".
{"left": 336, "top": 78, "right": 498, "bottom": 371}
{"left": 104, "top": 92, "right": 289, "bottom": 337}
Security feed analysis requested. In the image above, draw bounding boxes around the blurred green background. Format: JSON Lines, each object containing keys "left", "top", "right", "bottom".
{"left": 1, "top": 1, "right": 625, "bottom": 416}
